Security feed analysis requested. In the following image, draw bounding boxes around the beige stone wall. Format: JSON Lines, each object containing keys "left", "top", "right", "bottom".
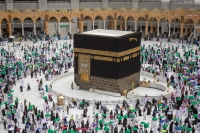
{"left": 74, "top": 72, "right": 140, "bottom": 93}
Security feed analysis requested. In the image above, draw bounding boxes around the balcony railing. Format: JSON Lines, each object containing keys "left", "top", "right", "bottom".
{"left": 13, "top": 1, "right": 38, "bottom": 3}
{"left": 47, "top": 1, "right": 70, "bottom": 3}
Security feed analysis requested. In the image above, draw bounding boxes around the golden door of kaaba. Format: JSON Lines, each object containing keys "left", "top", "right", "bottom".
{"left": 78, "top": 54, "right": 90, "bottom": 82}
{"left": 81, "top": 74, "right": 89, "bottom": 82}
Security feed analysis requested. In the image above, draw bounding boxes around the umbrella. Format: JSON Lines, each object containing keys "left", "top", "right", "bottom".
{"left": 95, "top": 127, "right": 100, "bottom": 131}
{"left": 192, "top": 101, "right": 198, "bottom": 106}
{"left": 125, "top": 129, "right": 131, "bottom": 133}
{"left": 174, "top": 118, "right": 180, "bottom": 122}
{"left": 129, "top": 114, "right": 135, "bottom": 118}
{"left": 181, "top": 126, "right": 186, "bottom": 130}
{"left": 101, "top": 114, "right": 106, "bottom": 117}
{"left": 54, "top": 118, "right": 60, "bottom": 122}
{"left": 45, "top": 114, "right": 50, "bottom": 117}
{"left": 104, "top": 126, "right": 110, "bottom": 131}
{"left": 131, "top": 109, "right": 137, "bottom": 112}
{"left": 140, "top": 121, "right": 146, "bottom": 125}
{"left": 161, "top": 130, "right": 167, "bottom": 133}
{"left": 62, "top": 130, "right": 68, "bottom": 133}
{"left": 8, "top": 93, "right": 12, "bottom": 97}
{"left": 9, "top": 104, "right": 15, "bottom": 108}
{"left": 70, "top": 130, "right": 76, "bottom": 133}
{"left": 193, "top": 114, "right": 198, "bottom": 118}
{"left": 104, "top": 123, "right": 109, "bottom": 127}
{"left": 152, "top": 117, "right": 158, "bottom": 121}
{"left": 109, "top": 121, "right": 114, "bottom": 124}
{"left": 6, "top": 113, "right": 11, "bottom": 116}
{"left": 176, "top": 97, "right": 181, "bottom": 101}
{"left": 43, "top": 96, "right": 47, "bottom": 100}
{"left": 162, "top": 124, "right": 168, "bottom": 129}
{"left": 14, "top": 100, "right": 18, "bottom": 103}
{"left": 189, "top": 96, "right": 195, "bottom": 100}
{"left": 144, "top": 123, "right": 149, "bottom": 128}
{"left": 159, "top": 116, "right": 165, "bottom": 119}
{"left": 123, "top": 115, "right": 128, "bottom": 118}
{"left": 95, "top": 113, "right": 99, "bottom": 116}
{"left": 118, "top": 115, "right": 123, "bottom": 120}
{"left": 10, "top": 90, "right": 14, "bottom": 93}
{"left": 98, "top": 119, "right": 103, "bottom": 124}
{"left": 129, "top": 107, "right": 134, "bottom": 110}
{"left": 132, "top": 127, "right": 138, "bottom": 131}
{"left": 36, "top": 114, "right": 41, "bottom": 116}
{"left": 187, "top": 128, "right": 193, "bottom": 131}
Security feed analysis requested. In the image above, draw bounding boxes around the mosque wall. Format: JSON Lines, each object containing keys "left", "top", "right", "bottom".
{"left": 47, "top": 3, "right": 71, "bottom": 10}
{"left": 79, "top": 2, "right": 102, "bottom": 9}
{"left": 138, "top": 2, "right": 161, "bottom": 10}
{"left": 13, "top": 3, "right": 39, "bottom": 10}
{"left": 109, "top": 2, "right": 132, "bottom": 9}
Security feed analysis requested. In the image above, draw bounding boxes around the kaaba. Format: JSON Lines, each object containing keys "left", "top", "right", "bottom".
{"left": 74, "top": 29, "right": 141, "bottom": 94}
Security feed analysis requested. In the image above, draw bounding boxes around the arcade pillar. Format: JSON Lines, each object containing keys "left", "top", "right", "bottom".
{"left": 22, "top": 23, "right": 24, "bottom": 36}
{"left": 184, "top": 24, "right": 188, "bottom": 40}
{"left": 8, "top": 23, "right": 12, "bottom": 36}
{"left": 180, "top": 23, "right": 184, "bottom": 41}
{"left": 145, "top": 21, "right": 148, "bottom": 40}
{"left": 157, "top": 23, "right": 159, "bottom": 41}
{"left": 168, "top": 23, "right": 171, "bottom": 42}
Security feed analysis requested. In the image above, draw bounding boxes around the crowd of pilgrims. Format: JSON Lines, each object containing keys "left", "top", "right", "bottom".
{"left": 0, "top": 40, "right": 200, "bottom": 133}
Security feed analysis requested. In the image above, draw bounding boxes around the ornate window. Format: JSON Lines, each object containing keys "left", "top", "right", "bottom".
{"left": 170, "top": 0, "right": 194, "bottom": 3}
{"left": 79, "top": 0, "right": 102, "bottom": 2}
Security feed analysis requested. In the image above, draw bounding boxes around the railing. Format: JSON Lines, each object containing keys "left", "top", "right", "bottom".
{"left": 47, "top": 1, "right": 70, "bottom": 3}
{"left": 13, "top": 1, "right": 38, "bottom": 3}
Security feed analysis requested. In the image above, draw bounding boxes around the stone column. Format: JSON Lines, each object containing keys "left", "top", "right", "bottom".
{"left": 45, "top": 22, "right": 49, "bottom": 39}
{"left": 161, "top": 20, "right": 164, "bottom": 38}
{"left": 157, "top": 23, "right": 159, "bottom": 41}
{"left": 173, "top": 21, "right": 175, "bottom": 39}
{"left": 22, "top": 23, "right": 24, "bottom": 36}
{"left": 193, "top": 24, "right": 197, "bottom": 42}
{"left": 33, "top": 22, "right": 36, "bottom": 36}
{"left": 0, "top": 24, "right": 2, "bottom": 37}
{"left": 180, "top": 23, "right": 184, "bottom": 41}
{"left": 135, "top": 21, "right": 137, "bottom": 32}
{"left": 104, "top": 21, "right": 105, "bottom": 29}
{"left": 57, "top": 22, "right": 60, "bottom": 38}
{"left": 150, "top": 22, "right": 153, "bottom": 39}
{"left": 114, "top": 20, "right": 117, "bottom": 30}
{"left": 79, "top": 20, "right": 84, "bottom": 32}
{"left": 120, "top": 19, "right": 123, "bottom": 30}
{"left": 69, "top": 22, "right": 71, "bottom": 34}
{"left": 8, "top": 23, "right": 12, "bottom": 36}
{"left": 189, "top": 23, "right": 193, "bottom": 34}
{"left": 125, "top": 21, "right": 127, "bottom": 31}
{"left": 184, "top": 24, "right": 188, "bottom": 40}
{"left": 92, "top": 21, "right": 94, "bottom": 30}
{"left": 145, "top": 21, "right": 148, "bottom": 40}
{"left": 168, "top": 23, "right": 171, "bottom": 42}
